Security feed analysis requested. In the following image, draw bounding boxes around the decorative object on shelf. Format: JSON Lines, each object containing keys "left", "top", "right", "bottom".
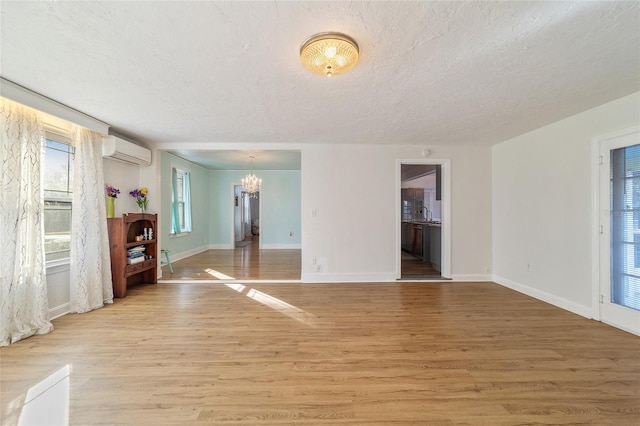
{"left": 300, "top": 32, "right": 359, "bottom": 77}
{"left": 241, "top": 156, "right": 262, "bottom": 196}
{"left": 130, "top": 187, "right": 148, "bottom": 213}
{"left": 105, "top": 184, "right": 120, "bottom": 218}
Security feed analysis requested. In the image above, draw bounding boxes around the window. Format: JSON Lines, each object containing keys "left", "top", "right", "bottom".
{"left": 610, "top": 144, "right": 640, "bottom": 310}
{"left": 171, "top": 167, "right": 192, "bottom": 234}
{"left": 43, "top": 135, "right": 74, "bottom": 262}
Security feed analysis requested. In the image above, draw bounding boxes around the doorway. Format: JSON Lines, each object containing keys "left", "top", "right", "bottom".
{"left": 596, "top": 129, "right": 640, "bottom": 335}
{"left": 233, "top": 185, "right": 260, "bottom": 248}
{"left": 398, "top": 159, "right": 451, "bottom": 280}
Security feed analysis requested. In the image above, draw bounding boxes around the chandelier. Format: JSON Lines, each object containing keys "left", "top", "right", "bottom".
{"left": 300, "top": 32, "right": 359, "bottom": 77}
{"left": 241, "top": 156, "right": 262, "bottom": 195}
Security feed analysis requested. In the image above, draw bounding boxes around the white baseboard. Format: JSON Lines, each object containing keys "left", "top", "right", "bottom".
{"left": 49, "top": 302, "right": 70, "bottom": 320}
{"left": 169, "top": 245, "right": 211, "bottom": 263}
{"left": 302, "top": 273, "right": 493, "bottom": 283}
{"left": 493, "top": 275, "right": 594, "bottom": 319}
{"left": 302, "top": 272, "right": 398, "bottom": 283}
{"left": 450, "top": 274, "right": 493, "bottom": 282}
{"left": 209, "top": 244, "right": 233, "bottom": 249}
{"left": 261, "top": 243, "right": 301, "bottom": 249}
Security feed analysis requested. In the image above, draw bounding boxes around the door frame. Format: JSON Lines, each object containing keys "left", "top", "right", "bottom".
{"left": 396, "top": 158, "right": 452, "bottom": 279}
{"left": 230, "top": 182, "right": 263, "bottom": 249}
{"left": 592, "top": 126, "right": 640, "bottom": 335}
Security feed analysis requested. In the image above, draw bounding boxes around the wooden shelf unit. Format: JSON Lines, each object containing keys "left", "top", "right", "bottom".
{"left": 107, "top": 213, "right": 158, "bottom": 298}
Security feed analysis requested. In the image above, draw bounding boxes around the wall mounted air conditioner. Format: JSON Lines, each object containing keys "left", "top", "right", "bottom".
{"left": 102, "top": 135, "right": 151, "bottom": 166}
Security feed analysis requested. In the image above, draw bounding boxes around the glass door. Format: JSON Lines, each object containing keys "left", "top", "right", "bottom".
{"left": 599, "top": 131, "right": 640, "bottom": 335}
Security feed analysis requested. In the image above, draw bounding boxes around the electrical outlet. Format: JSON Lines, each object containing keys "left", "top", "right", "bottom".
{"left": 289, "top": 231, "right": 293, "bottom": 237}
{"left": 315, "top": 264, "right": 321, "bottom": 272}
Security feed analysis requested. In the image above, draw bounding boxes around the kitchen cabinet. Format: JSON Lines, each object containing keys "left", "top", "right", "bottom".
{"left": 401, "top": 222, "right": 411, "bottom": 251}
{"left": 430, "top": 225, "right": 441, "bottom": 272}
{"left": 410, "top": 224, "right": 423, "bottom": 258}
{"left": 401, "top": 188, "right": 424, "bottom": 221}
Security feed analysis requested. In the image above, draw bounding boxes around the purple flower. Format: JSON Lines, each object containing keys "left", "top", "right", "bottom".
{"left": 105, "top": 184, "right": 120, "bottom": 198}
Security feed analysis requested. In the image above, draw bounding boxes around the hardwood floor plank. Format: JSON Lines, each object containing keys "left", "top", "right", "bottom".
{"left": 160, "top": 236, "right": 301, "bottom": 281}
{"left": 1, "top": 282, "right": 639, "bottom": 425}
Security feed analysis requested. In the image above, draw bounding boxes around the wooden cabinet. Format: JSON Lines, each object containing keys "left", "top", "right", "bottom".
{"left": 401, "top": 222, "right": 411, "bottom": 251}
{"left": 107, "top": 213, "right": 157, "bottom": 298}
{"left": 410, "top": 224, "right": 423, "bottom": 258}
{"left": 430, "top": 225, "right": 441, "bottom": 272}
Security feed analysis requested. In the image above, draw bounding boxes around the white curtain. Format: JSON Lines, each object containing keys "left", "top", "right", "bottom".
{"left": 69, "top": 127, "right": 113, "bottom": 313}
{"left": 0, "top": 98, "right": 53, "bottom": 346}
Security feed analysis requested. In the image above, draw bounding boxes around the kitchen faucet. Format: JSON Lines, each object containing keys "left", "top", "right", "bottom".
{"left": 419, "top": 206, "right": 432, "bottom": 222}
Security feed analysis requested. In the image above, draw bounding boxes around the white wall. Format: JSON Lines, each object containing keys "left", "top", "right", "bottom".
{"left": 301, "top": 143, "right": 492, "bottom": 281}
{"left": 152, "top": 141, "right": 492, "bottom": 282}
{"left": 492, "top": 91, "right": 640, "bottom": 318}
{"left": 103, "top": 159, "right": 145, "bottom": 216}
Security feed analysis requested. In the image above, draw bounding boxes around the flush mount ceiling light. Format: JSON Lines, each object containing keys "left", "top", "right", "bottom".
{"left": 242, "top": 156, "right": 262, "bottom": 195}
{"left": 300, "top": 32, "right": 359, "bottom": 77}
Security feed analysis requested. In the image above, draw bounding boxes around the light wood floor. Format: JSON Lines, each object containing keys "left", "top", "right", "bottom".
{"left": 2, "top": 282, "right": 639, "bottom": 425}
{"left": 160, "top": 239, "right": 435, "bottom": 282}
{"left": 160, "top": 236, "right": 301, "bottom": 281}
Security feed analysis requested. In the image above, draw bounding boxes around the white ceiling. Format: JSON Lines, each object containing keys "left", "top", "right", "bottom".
{"left": 168, "top": 149, "right": 301, "bottom": 171}
{"left": 2, "top": 1, "right": 639, "bottom": 153}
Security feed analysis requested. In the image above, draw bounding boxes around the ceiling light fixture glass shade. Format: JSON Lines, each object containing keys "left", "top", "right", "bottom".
{"left": 300, "top": 32, "right": 359, "bottom": 77}
{"left": 242, "top": 156, "right": 262, "bottom": 195}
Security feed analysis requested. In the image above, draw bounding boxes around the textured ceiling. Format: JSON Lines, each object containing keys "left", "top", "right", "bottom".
{"left": 1, "top": 1, "right": 639, "bottom": 149}
{"left": 168, "top": 149, "right": 301, "bottom": 171}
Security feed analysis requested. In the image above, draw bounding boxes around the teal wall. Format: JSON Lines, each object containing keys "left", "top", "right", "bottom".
{"left": 209, "top": 170, "right": 301, "bottom": 247}
{"left": 160, "top": 152, "right": 211, "bottom": 254}
{"left": 159, "top": 152, "right": 301, "bottom": 254}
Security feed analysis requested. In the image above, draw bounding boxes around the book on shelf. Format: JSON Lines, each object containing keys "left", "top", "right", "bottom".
{"left": 127, "top": 256, "right": 146, "bottom": 265}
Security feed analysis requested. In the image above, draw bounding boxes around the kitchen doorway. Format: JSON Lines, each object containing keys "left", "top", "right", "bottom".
{"left": 398, "top": 159, "right": 451, "bottom": 280}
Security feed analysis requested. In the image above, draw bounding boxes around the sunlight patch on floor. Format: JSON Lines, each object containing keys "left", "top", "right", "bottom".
{"left": 224, "top": 284, "right": 318, "bottom": 327}
{"left": 19, "top": 364, "right": 70, "bottom": 426}
{"left": 205, "top": 268, "right": 235, "bottom": 280}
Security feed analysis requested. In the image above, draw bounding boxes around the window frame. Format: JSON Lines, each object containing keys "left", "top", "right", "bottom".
{"left": 42, "top": 128, "right": 74, "bottom": 266}
{"left": 170, "top": 167, "right": 192, "bottom": 235}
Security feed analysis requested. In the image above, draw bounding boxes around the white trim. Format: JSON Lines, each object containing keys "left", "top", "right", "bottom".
{"left": 166, "top": 245, "right": 210, "bottom": 263}
{"left": 231, "top": 183, "right": 263, "bottom": 249}
{"left": 396, "top": 158, "right": 452, "bottom": 279}
{"left": 450, "top": 274, "right": 493, "bottom": 282}
{"left": 302, "top": 272, "right": 397, "bottom": 282}
{"left": 158, "top": 280, "right": 302, "bottom": 284}
{"left": 49, "top": 302, "right": 70, "bottom": 320}
{"left": 1, "top": 78, "right": 110, "bottom": 134}
{"left": 493, "top": 275, "right": 593, "bottom": 319}
{"left": 46, "top": 259, "right": 71, "bottom": 272}
{"left": 261, "top": 244, "right": 301, "bottom": 249}
{"left": 601, "top": 319, "right": 640, "bottom": 337}
{"left": 209, "top": 244, "right": 234, "bottom": 249}
{"left": 591, "top": 126, "right": 640, "bottom": 322}
{"left": 169, "top": 231, "right": 191, "bottom": 239}
{"left": 230, "top": 183, "right": 238, "bottom": 246}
